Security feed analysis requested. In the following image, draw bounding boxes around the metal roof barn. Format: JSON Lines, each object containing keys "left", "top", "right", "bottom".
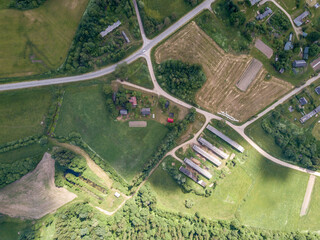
{"left": 198, "top": 137, "right": 229, "bottom": 159}
{"left": 184, "top": 158, "right": 212, "bottom": 179}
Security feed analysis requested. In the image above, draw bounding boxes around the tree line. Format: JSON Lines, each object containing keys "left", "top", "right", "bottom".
{"left": 9, "top": 0, "right": 46, "bottom": 10}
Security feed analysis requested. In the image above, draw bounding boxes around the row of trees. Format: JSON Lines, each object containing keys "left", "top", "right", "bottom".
{"left": 156, "top": 60, "right": 206, "bottom": 104}
{"left": 19, "top": 184, "right": 320, "bottom": 239}
{"left": 0, "top": 135, "right": 44, "bottom": 153}
{"left": 9, "top": 0, "right": 46, "bottom": 10}
{"left": 261, "top": 111, "right": 320, "bottom": 169}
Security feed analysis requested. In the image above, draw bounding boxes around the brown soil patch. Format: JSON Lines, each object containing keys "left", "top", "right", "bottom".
{"left": 154, "top": 22, "right": 293, "bottom": 122}
{"left": 0, "top": 153, "right": 76, "bottom": 219}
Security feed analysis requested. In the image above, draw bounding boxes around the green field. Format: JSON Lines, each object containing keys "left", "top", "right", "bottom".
{"left": 0, "top": 88, "right": 51, "bottom": 144}
{"left": 125, "top": 58, "right": 154, "bottom": 89}
{"left": 55, "top": 83, "right": 168, "bottom": 181}
{"left": 0, "top": 216, "right": 32, "bottom": 240}
{"left": 148, "top": 120, "right": 315, "bottom": 231}
{"left": 0, "top": 0, "right": 88, "bottom": 79}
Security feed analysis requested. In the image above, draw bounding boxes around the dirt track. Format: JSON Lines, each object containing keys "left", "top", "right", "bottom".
{"left": 155, "top": 22, "right": 293, "bottom": 122}
{"left": 0, "top": 153, "right": 76, "bottom": 219}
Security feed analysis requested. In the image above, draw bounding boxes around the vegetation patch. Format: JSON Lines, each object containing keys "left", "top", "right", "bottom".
{"left": 9, "top": 0, "right": 47, "bottom": 10}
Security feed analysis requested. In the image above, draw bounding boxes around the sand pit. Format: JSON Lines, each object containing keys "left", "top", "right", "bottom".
{"left": 236, "top": 59, "right": 263, "bottom": 91}
{"left": 0, "top": 152, "right": 76, "bottom": 219}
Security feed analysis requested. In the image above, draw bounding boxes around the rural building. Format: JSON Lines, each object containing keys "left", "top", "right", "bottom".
{"left": 315, "top": 86, "right": 320, "bottom": 95}
{"left": 300, "top": 105, "right": 320, "bottom": 123}
{"left": 198, "top": 137, "right": 229, "bottom": 159}
{"left": 206, "top": 125, "right": 245, "bottom": 153}
{"left": 256, "top": 7, "right": 273, "bottom": 20}
{"left": 129, "top": 96, "right": 137, "bottom": 107}
{"left": 141, "top": 108, "right": 151, "bottom": 116}
{"left": 311, "top": 56, "right": 320, "bottom": 71}
{"left": 121, "top": 31, "right": 130, "bottom": 43}
{"left": 293, "top": 11, "right": 309, "bottom": 27}
{"left": 100, "top": 20, "right": 121, "bottom": 37}
{"left": 284, "top": 42, "right": 293, "bottom": 51}
{"left": 167, "top": 118, "right": 174, "bottom": 123}
{"left": 120, "top": 109, "right": 128, "bottom": 115}
{"left": 303, "top": 47, "right": 309, "bottom": 60}
{"left": 179, "top": 166, "right": 206, "bottom": 187}
{"left": 250, "top": 0, "right": 261, "bottom": 5}
{"left": 192, "top": 145, "right": 222, "bottom": 167}
{"left": 306, "top": 0, "right": 317, "bottom": 7}
{"left": 184, "top": 158, "right": 212, "bottom": 179}
{"left": 299, "top": 97, "right": 308, "bottom": 106}
{"left": 114, "top": 192, "right": 121, "bottom": 198}
{"left": 129, "top": 121, "right": 147, "bottom": 127}
{"left": 293, "top": 60, "right": 307, "bottom": 68}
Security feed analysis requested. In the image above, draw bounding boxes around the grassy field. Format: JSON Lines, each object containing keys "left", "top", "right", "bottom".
{"left": 0, "top": 216, "right": 32, "bottom": 240}
{"left": 148, "top": 120, "right": 314, "bottom": 231}
{"left": 125, "top": 58, "right": 153, "bottom": 89}
{"left": 0, "top": 0, "right": 88, "bottom": 79}
{"left": 0, "top": 88, "right": 52, "bottom": 144}
{"left": 55, "top": 83, "right": 168, "bottom": 181}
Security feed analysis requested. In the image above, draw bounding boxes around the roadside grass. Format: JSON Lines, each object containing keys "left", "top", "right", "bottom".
{"left": 149, "top": 120, "right": 311, "bottom": 231}
{"left": 0, "top": 0, "right": 89, "bottom": 78}
{"left": 125, "top": 58, "right": 154, "bottom": 89}
{"left": 55, "top": 83, "right": 169, "bottom": 182}
{"left": 0, "top": 88, "right": 51, "bottom": 145}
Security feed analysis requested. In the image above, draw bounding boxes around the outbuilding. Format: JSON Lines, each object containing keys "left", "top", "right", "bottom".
{"left": 315, "top": 86, "right": 320, "bottom": 95}
{"left": 167, "top": 118, "right": 174, "bottom": 123}
{"left": 141, "top": 108, "right": 151, "bottom": 116}
{"left": 293, "top": 60, "right": 307, "bottom": 68}
{"left": 299, "top": 97, "right": 308, "bottom": 106}
{"left": 293, "top": 11, "right": 309, "bottom": 26}
{"left": 303, "top": 47, "right": 309, "bottom": 60}
{"left": 120, "top": 109, "right": 128, "bottom": 115}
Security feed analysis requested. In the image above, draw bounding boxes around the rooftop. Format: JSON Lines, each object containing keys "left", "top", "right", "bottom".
{"left": 293, "top": 11, "right": 309, "bottom": 26}
{"left": 100, "top": 20, "right": 121, "bottom": 37}
{"left": 293, "top": 60, "right": 307, "bottom": 68}
{"left": 315, "top": 86, "right": 320, "bottom": 95}
{"left": 299, "top": 97, "right": 308, "bottom": 106}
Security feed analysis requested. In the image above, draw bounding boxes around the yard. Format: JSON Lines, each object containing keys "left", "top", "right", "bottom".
{"left": 0, "top": 0, "right": 89, "bottom": 79}
{"left": 55, "top": 83, "right": 169, "bottom": 182}
{"left": 0, "top": 88, "right": 52, "bottom": 144}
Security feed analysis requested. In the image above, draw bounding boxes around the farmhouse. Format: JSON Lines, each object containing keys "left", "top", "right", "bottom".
{"left": 193, "top": 145, "right": 222, "bottom": 167}
{"left": 315, "top": 86, "right": 320, "bottom": 95}
{"left": 293, "top": 11, "right": 309, "bottom": 26}
{"left": 184, "top": 158, "right": 212, "bottom": 179}
{"left": 311, "top": 56, "right": 320, "bottom": 71}
{"left": 256, "top": 7, "right": 273, "bottom": 20}
{"left": 179, "top": 166, "right": 206, "bottom": 187}
{"left": 300, "top": 105, "right": 320, "bottom": 123}
{"left": 303, "top": 47, "right": 309, "bottom": 60}
{"left": 206, "top": 125, "right": 245, "bottom": 152}
{"left": 141, "top": 108, "right": 151, "bottom": 116}
{"left": 293, "top": 60, "right": 307, "bottom": 68}
{"left": 121, "top": 31, "right": 130, "bottom": 43}
{"left": 299, "top": 97, "right": 308, "bottom": 106}
{"left": 100, "top": 20, "right": 121, "bottom": 37}
{"left": 250, "top": 0, "right": 261, "bottom": 5}
{"left": 120, "top": 109, "right": 128, "bottom": 115}
{"left": 198, "top": 137, "right": 229, "bottom": 159}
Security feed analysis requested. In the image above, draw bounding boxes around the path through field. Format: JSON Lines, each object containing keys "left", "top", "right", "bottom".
{"left": 300, "top": 175, "right": 316, "bottom": 216}
{"left": 0, "top": 153, "right": 76, "bottom": 219}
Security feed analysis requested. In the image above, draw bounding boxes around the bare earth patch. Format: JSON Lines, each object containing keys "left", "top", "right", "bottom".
{"left": 155, "top": 22, "right": 293, "bottom": 122}
{"left": 0, "top": 153, "right": 76, "bottom": 219}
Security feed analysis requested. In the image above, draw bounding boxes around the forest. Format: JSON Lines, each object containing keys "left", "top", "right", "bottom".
{"left": 18, "top": 184, "right": 320, "bottom": 239}
{"left": 261, "top": 111, "right": 320, "bottom": 170}
{"left": 156, "top": 60, "right": 206, "bottom": 104}
{"left": 9, "top": 0, "right": 47, "bottom": 9}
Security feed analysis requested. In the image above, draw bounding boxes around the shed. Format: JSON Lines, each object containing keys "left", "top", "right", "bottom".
{"left": 114, "top": 192, "right": 121, "bottom": 198}
{"left": 299, "top": 97, "right": 308, "bottom": 106}
{"left": 293, "top": 60, "right": 307, "bottom": 68}
{"left": 284, "top": 41, "right": 293, "bottom": 51}
{"left": 120, "top": 109, "right": 128, "bottom": 115}
{"left": 293, "top": 11, "right": 309, "bottom": 26}
{"left": 303, "top": 47, "right": 309, "bottom": 60}
{"left": 165, "top": 100, "right": 170, "bottom": 109}
{"left": 169, "top": 112, "right": 174, "bottom": 118}
{"left": 279, "top": 68, "right": 285, "bottom": 74}
{"left": 141, "top": 108, "right": 151, "bottom": 116}
{"left": 167, "top": 118, "right": 174, "bottom": 123}
{"left": 315, "top": 86, "right": 320, "bottom": 95}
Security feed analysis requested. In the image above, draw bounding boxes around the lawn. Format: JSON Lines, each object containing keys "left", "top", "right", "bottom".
{"left": 125, "top": 58, "right": 154, "bottom": 89}
{"left": 149, "top": 120, "right": 312, "bottom": 231}
{"left": 0, "top": 88, "right": 52, "bottom": 145}
{"left": 55, "top": 83, "right": 169, "bottom": 181}
{"left": 0, "top": 0, "right": 89, "bottom": 79}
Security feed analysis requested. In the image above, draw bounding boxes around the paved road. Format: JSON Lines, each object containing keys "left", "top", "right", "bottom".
{"left": 300, "top": 175, "right": 316, "bottom": 216}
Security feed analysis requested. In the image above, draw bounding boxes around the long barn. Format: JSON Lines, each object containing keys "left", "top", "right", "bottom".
{"left": 184, "top": 158, "right": 212, "bottom": 179}
{"left": 179, "top": 166, "right": 206, "bottom": 187}
{"left": 206, "top": 125, "right": 244, "bottom": 153}
{"left": 192, "top": 145, "right": 222, "bottom": 167}
{"left": 198, "top": 137, "right": 228, "bottom": 159}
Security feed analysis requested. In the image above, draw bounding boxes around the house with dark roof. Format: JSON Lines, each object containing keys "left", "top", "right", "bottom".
{"left": 303, "top": 47, "right": 309, "bottom": 60}
{"left": 256, "top": 7, "right": 273, "bottom": 20}
{"left": 120, "top": 109, "right": 128, "bottom": 115}
{"left": 141, "top": 108, "right": 151, "bottom": 116}
{"left": 293, "top": 11, "right": 309, "bottom": 26}
{"left": 293, "top": 60, "right": 307, "bottom": 68}
{"left": 299, "top": 97, "right": 308, "bottom": 106}
{"left": 284, "top": 33, "right": 293, "bottom": 51}
{"left": 315, "top": 86, "right": 320, "bottom": 95}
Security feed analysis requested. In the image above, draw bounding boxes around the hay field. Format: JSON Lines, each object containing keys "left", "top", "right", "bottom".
{"left": 154, "top": 22, "right": 293, "bottom": 122}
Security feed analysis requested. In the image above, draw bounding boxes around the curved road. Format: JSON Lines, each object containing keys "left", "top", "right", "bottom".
{"left": 1, "top": 0, "right": 320, "bottom": 177}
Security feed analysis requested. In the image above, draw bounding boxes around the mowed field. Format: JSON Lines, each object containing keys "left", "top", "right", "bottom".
{"left": 55, "top": 83, "right": 169, "bottom": 182}
{"left": 0, "top": 88, "right": 51, "bottom": 144}
{"left": 0, "top": 0, "right": 88, "bottom": 78}
{"left": 148, "top": 120, "right": 319, "bottom": 231}
{"left": 154, "top": 22, "right": 293, "bottom": 122}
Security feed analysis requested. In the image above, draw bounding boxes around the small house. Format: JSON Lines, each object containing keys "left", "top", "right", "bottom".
{"left": 303, "top": 47, "right": 309, "bottom": 60}
{"left": 256, "top": 7, "right": 273, "bottom": 20}
{"left": 293, "top": 60, "right": 307, "bottom": 68}
{"left": 169, "top": 112, "right": 174, "bottom": 118}
{"left": 299, "top": 97, "right": 308, "bottom": 106}
{"left": 284, "top": 41, "right": 293, "bottom": 51}
{"left": 315, "top": 86, "right": 320, "bottom": 95}
{"left": 167, "top": 118, "right": 174, "bottom": 123}
{"left": 293, "top": 11, "right": 309, "bottom": 27}
{"left": 129, "top": 96, "right": 137, "bottom": 107}
{"left": 141, "top": 108, "right": 151, "bottom": 116}
{"left": 279, "top": 68, "right": 285, "bottom": 74}
{"left": 121, "top": 31, "right": 130, "bottom": 43}
{"left": 120, "top": 109, "right": 128, "bottom": 115}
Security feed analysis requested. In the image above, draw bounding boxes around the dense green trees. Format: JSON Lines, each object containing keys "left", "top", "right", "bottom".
{"left": 9, "top": 0, "right": 46, "bottom": 10}
{"left": 272, "top": 50, "right": 293, "bottom": 72}
{"left": 156, "top": 60, "right": 206, "bottom": 104}
{"left": 269, "top": 11, "right": 291, "bottom": 32}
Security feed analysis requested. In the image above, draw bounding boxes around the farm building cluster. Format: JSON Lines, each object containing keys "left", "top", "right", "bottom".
{"left": 99, "top": 20, "right": 130, "bottom": 43}
{"left": 179, "top": 124, "right": 245, "bottom": 187}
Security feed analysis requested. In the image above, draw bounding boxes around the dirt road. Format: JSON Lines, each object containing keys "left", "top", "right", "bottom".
{"left": 300, "top": 175, "right": 316, "bottom": 216}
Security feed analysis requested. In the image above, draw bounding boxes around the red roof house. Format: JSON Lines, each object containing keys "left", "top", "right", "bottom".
{"left": 129, "top": 96, "right": 137, "bottom": 106}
